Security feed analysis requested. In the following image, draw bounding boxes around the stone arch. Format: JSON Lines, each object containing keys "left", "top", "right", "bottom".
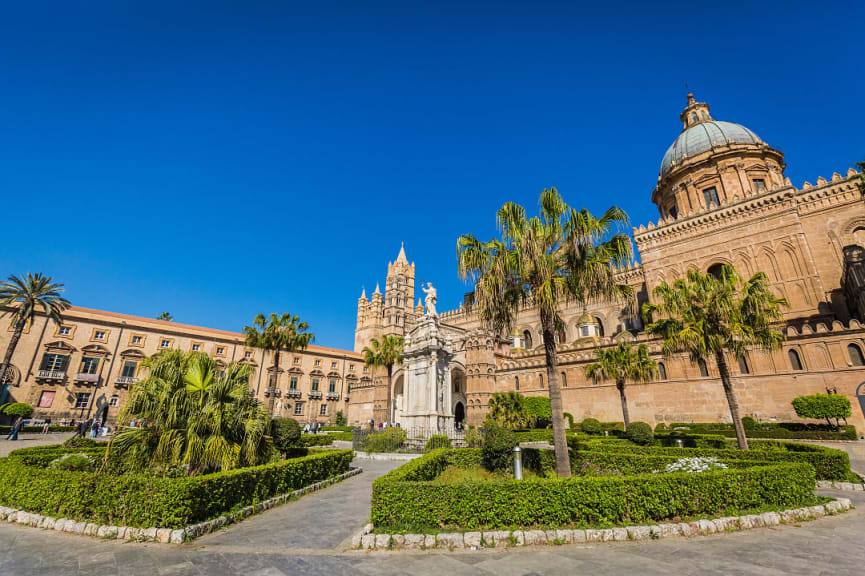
{"left": 759, "top": 247, "right": 780, "bottom": 282}
{"left": 857, "top": 382, "right": 865, "bottom": 421}
{"left": 778, "top": 242, "right": 802, "bottom": 279}
{"left": 811, "top": 344, "right": 832, "bottom": 369}
{"left": 732, "top": 251, "right": 753, "bottom": 277}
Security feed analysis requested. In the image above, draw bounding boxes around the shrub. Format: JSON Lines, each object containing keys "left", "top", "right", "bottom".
{"left": 0, "top": 448, "right": 352, "bottom": 529}
{"left": 524, "top": 396, "right": 551, "bottom": 428}
{"left": 425, "top": 435, "right": 452, "bottom": 451}
{"left": 482, "top": 424, "right": 518, "bottom": 472}
{"left": 1, "top": 403, "right": 34, "bottom": 418}
{"left": 792, "top": 394, "right": 852, "bottom": 427}
{"left": 271, "top": 418, "right": 302, "bottom": 454}
{"left": 63, "top": 437, "right": 101, "bottom": 449}
{"left": 298, "top": 434, "right": 334, "bottom": 448}
{"left": 580, "top": 418, "right": 603, "bottom": 435}
{"left": 334, "top": 410, "right": 347, "bottom": 426}
{"left": 362, "top": 427, "right": 407, "bottom": 453}
{"left": 49, "top": 453, "right": 95, "bottom": 472}
{"left": 563, "top": 412, "right": 575, "bottom": 430}
{"left": 742, "top": 416, "right": 758, "bottom": 430}
{"left": 464, "top": 427, "right": 483, "bottom": 448}
{"left": 664, "top": 457, "right": 727, "bottom": 473}
{"left": 654, "top": 423, "right": 667, "bottom": 432}
{"left": 626, "top": 422, "right": 654, "bottom": 446}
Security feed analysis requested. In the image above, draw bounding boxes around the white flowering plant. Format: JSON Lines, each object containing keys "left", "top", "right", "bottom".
{"left": 664, "top": 456, "right": 728, "bottom": 474}
{"left": 49, "top": 452, "right": 95, "bottom": 472}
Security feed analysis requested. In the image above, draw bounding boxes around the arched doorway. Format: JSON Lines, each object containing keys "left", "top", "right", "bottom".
{"left": 392, "top": 374, "right": 404, "bottom": 424}
{"left": 454, "top": 401, "right": 465, "bottom": 428}
{"left": 857, "top": 382, "right": 865, "bottom": 423}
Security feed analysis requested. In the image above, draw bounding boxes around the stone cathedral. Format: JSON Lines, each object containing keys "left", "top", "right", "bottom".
{"left": 349, "top": 93, "right": 865, "bottom": 431}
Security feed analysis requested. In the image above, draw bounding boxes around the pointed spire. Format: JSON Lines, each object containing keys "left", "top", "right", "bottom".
{"left": 396, "top": 241, "right": 408, "bottom": 264}
{"left": 360, "top": 287, "right": 367, "bottom": 300}
{"left": 373, "top": 283, "right": 381, "bottom": 295}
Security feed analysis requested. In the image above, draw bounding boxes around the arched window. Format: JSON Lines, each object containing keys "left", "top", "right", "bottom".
{"left": 560, "top": 371, "right": 567, "bottom": 388}
{"left": 539, "top": 373, "right": 544, "bottom": 388}
{"left": 698, "top": 358, "right": 708, "bottom": 377}
{"left": 707, "top": 263, "right": 724, "bottom": 278}
{"left": 523, "top": 330, "right": 533, "bottom": 349}
{"left": 557, "top": 326, "right": 566, "bottom": 344}
{"left": 691, "top": 112, "right": 698, "bottom": 123}
{"left": 514, "top": 376, "right": 519, "bottom": 391}
{"left": 738, "top": 356, "right": 750, "bottom": 375}
{"left": 658, "top": 362, "right": 667, "bottom": 380}
{"left": 848, "top": 344, "right": 865, "bottom": 367}
{"left": 594, "top": 317, "right": 605, "bottom": 338}
{"left": 788, "top": 349, "right": 803, "bottom": 371}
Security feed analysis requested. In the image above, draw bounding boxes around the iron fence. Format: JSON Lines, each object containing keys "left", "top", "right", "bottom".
{"left": 352, "top": 426, "right": 465, "bottom": 454}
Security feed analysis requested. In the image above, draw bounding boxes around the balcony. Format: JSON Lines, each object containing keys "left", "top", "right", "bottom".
{"left": 264, "top": 387, "right": 282, "bottom": 398}
{"left": 75, "top": 373, "right": 100, "bottom": 384}
{"left": 286, "top": 389, "right": 302, "bottom": 399}
{"left": 325, "top": 391, "right": 340, "bottom": 401}
{"left": 115, "top": 376, "right": 138, "bottom": 387}
{"left": 37, "top": 370, "right": 65, "bottom": 381}
{"left": 308, "top": 390, "right": 322, "bottom": 400}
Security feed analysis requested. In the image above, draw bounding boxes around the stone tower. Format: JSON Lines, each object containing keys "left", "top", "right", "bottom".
{"left": 354, "top": 243, "right": 417, "bottom": 352}
{"left": 464, "top": 330, "right": 497, "bottom": 426}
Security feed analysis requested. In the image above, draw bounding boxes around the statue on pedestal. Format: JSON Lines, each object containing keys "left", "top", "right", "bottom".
{"left": 422, "top": 282, "right": 438, "bottom": 317}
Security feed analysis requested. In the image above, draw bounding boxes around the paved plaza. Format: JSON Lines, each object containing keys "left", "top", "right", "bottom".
{"left": 0, "top": 453, "right": 863, "bottom": 575}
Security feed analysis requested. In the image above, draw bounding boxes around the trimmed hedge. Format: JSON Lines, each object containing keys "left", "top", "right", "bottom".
{"left": 297, "top": 434, "right": 335, "bottom": 447}
{"left": 0, "top": 425, "right": 76, "bottom": 434}
{"left": 321, "top": 426, "right": 357, "bottom": 433}
{"left": 0, "top": 447, "right": 352, "bottom": 529}
{"left": 371, "top": 449, "right": 815, "bottom": 530}
{"left": 663, "top": 422, "right": 857, "bottom": 441}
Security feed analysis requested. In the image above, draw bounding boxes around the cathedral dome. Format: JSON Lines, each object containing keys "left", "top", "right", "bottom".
{"left": 660, "top": 120, "right": 762, "bottom": 177}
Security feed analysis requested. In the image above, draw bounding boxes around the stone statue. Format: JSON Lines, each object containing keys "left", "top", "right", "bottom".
{"left": 422, "top": 282, "right": 438, "bottom": 317}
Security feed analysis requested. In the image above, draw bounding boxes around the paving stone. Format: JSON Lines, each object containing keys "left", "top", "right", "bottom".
{"left": 585, "top": 529, "right": 604, "bottom": 542}
{"left": 15, "top": 512, "right": 30, "bottom": 525}
{"left": 523, "top": 530, "right": 547, "bottom": 545}
{"left": 627, "top": 525, "right": 650, "bottom": 540}
{"left": 403, "top": 533, "right": 424, "bottom": 548}
{"left": 423, "top": 534, "right": 435, "bottom": 548}
{"left": 484, "top": 530, "right": 511, "bottom": 547}
{"left": 436, "top": 532, "right": 464, "bottom": 549}
{"left": 761, "top": 512, "right": 781, "bottom": 526}
{"left": 697, "top": 519, "right": 716, "bottom": 534}
{"left": 810, "top": 506, "right": 826, "bottom": 519}
{"left": 360, "top": 534, "right": 375, "bottom": 549}
{"left": 555, "top": 529, "right": 574, "bottom": 543}
{"left": 571, "top": 529, "right": 587, "bottom": 542}
{"left": 657, "top": 523, "right": 680, "bottom": 538}
{"left": 170, "top": 529, "right": 185, "bottom": 544}
{"left": 463, "top": 531, "right": 482, "bottom": 548}
{"left": 611, "top": 527, "right": 628, "bottom": 541}
{"left": 374, "top": 534, "right": 391, "bottom": 549}
{"left": 679, "top": 522, "right": 699, "bottom": 536}
{"left": 350, "top": 532, "right": 363, "bottom": 549}
{"left": 511, "top": 530, "right": 525, "bottom": 545}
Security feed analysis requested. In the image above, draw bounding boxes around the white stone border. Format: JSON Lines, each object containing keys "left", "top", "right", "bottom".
{"left": 0, "top": 466, "right": 362, "bottom": 544}
{"left": 817, "top": 480, "right": 865, "bottom": 491}
{"left": 351, "top": 498, "right": 852, "bottom": 551}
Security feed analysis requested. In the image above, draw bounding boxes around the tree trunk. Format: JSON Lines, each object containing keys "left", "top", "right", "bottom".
{"left": 386, "top": 364, "right": 393, "bottom": 425}
{"left": 0, "top": 320, "right": 23, "bottom": 402}
{"left": 617, "top": 379, "right": 630, "bottom": 429}
{"left": 269, "top": 349, "right": 279, "bottom": 417}
{"left": 540, "top": 309, "right": 572, "bottom": 477}
{"left": 716, "top": 351, "right": 749, "bottom": 450}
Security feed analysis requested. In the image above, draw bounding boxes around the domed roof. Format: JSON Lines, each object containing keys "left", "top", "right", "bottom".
{"left": 660, "top": 120, "right": 761, "bottom": 177}
{"left": 577, "top": 313, "right": 596, "bottom": 324}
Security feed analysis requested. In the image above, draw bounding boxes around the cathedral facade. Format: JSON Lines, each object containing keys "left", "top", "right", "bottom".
{"left": 350, "top": 94, "right": 865, "bottom": 431}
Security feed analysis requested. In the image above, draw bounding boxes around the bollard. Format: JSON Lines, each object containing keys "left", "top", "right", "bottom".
{"left": 513, "top": 446, "right": 523, "bottom": 480}
{"left": 675, "top": 438, "right": 684, "bottom": 449}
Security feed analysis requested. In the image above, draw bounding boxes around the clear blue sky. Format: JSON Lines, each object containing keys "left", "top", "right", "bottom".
{"left": 1, "top": 1, "right": 862, "bottom": 350}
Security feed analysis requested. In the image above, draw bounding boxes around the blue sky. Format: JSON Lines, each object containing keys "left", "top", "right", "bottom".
{"left": 1, "top": 1, "right": 862, "bottom": 350}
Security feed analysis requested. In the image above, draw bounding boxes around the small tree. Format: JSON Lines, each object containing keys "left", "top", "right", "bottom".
{"left": 334, "top": 410, "right": 347, "bottom": 426}
{"left": 488, "top": 391, "right": 529, "bottom": 428}
{"left": 792, "top": 394, "right": 852, "bottom": 429}
{"left": 1, "top": 402, "right": 33, "bottom": 419}
{"left": 271, "top": 417, "right": 302, "bottom": 455}
{"left": 524, "top": 396, "right": 552, "bottom": 428}
{"left": 585, "top": 341, "right": 657, "bottom": 429}
{"left": 361, "top": 335, "right": 404, "bottom": 424}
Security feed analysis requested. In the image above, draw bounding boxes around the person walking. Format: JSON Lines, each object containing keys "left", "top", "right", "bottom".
{"left": 5, "top": 417, "right": 24, "bottom": 441}
{"left": 41, "top": 417, "right": 52, "bottom": 434}
{"left": 303, "top": 422, "right": 310, "bottom": 434}
{"left": 89, "top": 419, "right": 99, "bottom": 439}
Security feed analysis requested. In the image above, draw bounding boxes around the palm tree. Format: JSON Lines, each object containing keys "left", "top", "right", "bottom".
{"left": 244, "top": 313, "right": 314, "bottom": 416}
{"left": 642, "top": 265, "right": 787, "bottom": 450}
{"left": 361, "top": 335, "right": 404, "bottom": 424}
{"left": 156, "top": 312, "right": 173, "bottom": 321}
{"left": 457, "top": 188, "right": 632, "bottom": 477}
{"left": 0, "top": 273, "right": 71, "bottom": 400}
{"left": 584, "top": 341, "right": 657, "bottom": 429}
{"left": 109, "top": 350, "right": 271, "bottom": 475}
{"left": 487, "top": 391, "right": 529, "bottom": 428}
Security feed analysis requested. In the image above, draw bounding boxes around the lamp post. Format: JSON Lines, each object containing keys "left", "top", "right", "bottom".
{"left": 513, "top": 446, "right": 523, "bottom": 480}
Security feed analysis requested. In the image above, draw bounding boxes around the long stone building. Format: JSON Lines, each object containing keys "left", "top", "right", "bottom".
{"left": 350, "top": 93, "right": 865, "bottom": 431}
{"left": 3, "top": 93, "right": 864, "bottom": 430}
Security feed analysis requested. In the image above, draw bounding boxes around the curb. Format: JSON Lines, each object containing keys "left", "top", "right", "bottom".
{"left": 0, "top": 466, "right": 363, "bottom": 544}
{"left": 817, "top": 480, "right": 865, "bottom": 491}
{"left": 351, "top": 498, "right": 852, "bottom": 551}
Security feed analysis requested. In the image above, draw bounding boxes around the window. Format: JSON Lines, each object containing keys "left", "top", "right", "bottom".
{"left": 788, "top": 349, "right": 803, "bottom": 371}
{"left": 314, "top": 359, "right": 321, "bottom": 367}
{"left": 539, "top": 373, "right": 544, "bottom": 388}
{"left": 294, "top": 357, "right": 300, "bottom": 365}
{"left": 523, "top": 330, "right": 533, "bottom": 348}
{"left": 738, "top": 356, "right": 750, "bottom": 375}
{"left": 38, "top": 391, "right": 55, "bottom": 408}
{"left": 363, "top": 366, "right": 369, "bottom": 373}
{"left": 268, "top": 374, "right": 276, "bottom": 386}
{"left": 93, "top": 330, "right": 107, "bottom": 341}
{"left": 691, "top": 112, "right": 698, "bottom": 123}
{"left": 752, "top": 178, "right": 767, "bottom": 193}
{"left": 80, "top": 357, "right": 100, "bottom": 374}
{"left": 191, "top": 343, "right": 201, "bottom": 352}
{"left": 290, "top": 376, "right": 298, "bottom": 390}
{"left": 216, "top": 346, "right": 225, "bottom": 355}
{"left": 320, "top": 404, "right": 327, "bottom": 416}
{"left": 121, "top": 360, "right": 137, "bottom": 378}
{"left": 702, "top": 186, "right": 720, "bottom": 207}
{"left": 244, "top": 351, "right": 252, "bottom": 359}
{"left": 74, "top": 392, "right": 91, "bottom": 409}
{"left": 130, "top": 335, "right": 143, "bottom": 346}
{"left": 294, "top": 403, "right": 304, "bottom": 416}
{"left": 329, "top": 379, "right": 337, "bottom": 393}
{"left": 514, "top": 376, "right": 519, "bottom": 391}
{"left": 560, "top": 371, "right": 567, "bottom": 388}
{"left": 160, "top": 339, "right": 171, "bottom": 349}
{"left": 349, "top": 364, "right": 355, "bottom": 371}
{"left": 581, "top": 326, "right": 590, "bottom": 337}
{"left": 669, "top": 205, "right": 678, "bottom": 219}
{"left": 109, "top": 395, "right": 119, "bottom": 407}
{"left": 41, "top": 353, "right": 68, "bottom": 371}
{"left": 312, "top": 378, "right": 319, "bottom": 391}
{"left": 698, "top": 358, "right": 709, "bottom": 377}
{"left": 58, "top": 326, "right": 72, "bottom": 337}
{"left": 658, "top": 362, "right": 667, "bottom": 380}
{"left": 331, "top": 361, "right": 338, "bottom": 369}
{"left": 848, "top": 344, "right": 865, "bottom": 367}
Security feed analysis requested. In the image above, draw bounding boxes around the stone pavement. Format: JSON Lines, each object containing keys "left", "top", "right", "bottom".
{"left": 0, "top": 433, "right": 75, "bottom": 458}
{"left": 0, "top": 457, "right": 862, "bottom": 575}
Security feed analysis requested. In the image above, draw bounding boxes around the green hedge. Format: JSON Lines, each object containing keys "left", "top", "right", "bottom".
{"left": 0, "top": 448, "right": 352, "bottom": 529}
{"left": 0, "top": 425, "right": 76, "bottom": 434}
{"left": 371, "top": 449, "right": 815, "bottom": 531}
{"left": 664, "top": 422, "right": 857, "bottom": 441}
{"left": 297, "top": 434, "right": 335, "bottom": 447}
{"left": 321, "top": 426, "right": 357, "bottom": 433}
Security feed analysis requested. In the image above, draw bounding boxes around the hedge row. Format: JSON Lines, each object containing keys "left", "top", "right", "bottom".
{"left": 568, "top": 437, "right": 852, "bottom": 481}
{"left": 298, "top": 434, "right": 335, "bottom": 447}
{"left": 659, "top": 422, "right": 857, "bottom": 441}
{"left": 320, "top": 426, "right": 357, "bottom": 433}
{"left": 371, "top": 449, "right": 816, "bottom": 531}
{"left": 0, "top": 448, "right": 352, "bottom": 529}
{"left": 0, "top": 426, "right": 76, "bottom": 434}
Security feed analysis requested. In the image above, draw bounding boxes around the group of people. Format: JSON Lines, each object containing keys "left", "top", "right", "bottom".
{"left": 302, "top": 422, "right": 323, "bottom": 434}
{"left": 368, "top": 420, "right": 401, "bottom": 430}
{"left": 4, "top": 417, "right": 26, "bottom": 441}
{"left": 72, "top": 418, "right": 107, "bottom": 438}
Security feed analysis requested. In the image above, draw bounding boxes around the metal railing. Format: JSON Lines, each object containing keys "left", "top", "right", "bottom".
{"left": 308, "top": 390, "right": 322, "bottom": 399}
{"left": 37, "top": 370, "right": 65, "bottom": 380}
{"left": 352, "top": 427, "right": 465, "bottom": 454}
{"left": 115, "top": 376, "right": 138, "bottom": 386}
{"left": 325, "top": 391, "right": 340, "bottom": 401}
{"left": 75, "top": 373, "right": 99, "bottom": 383}
{"left": 286, "top": 389, "right": 302, "bottom": 399}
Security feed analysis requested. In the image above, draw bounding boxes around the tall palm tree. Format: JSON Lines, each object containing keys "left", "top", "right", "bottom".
{"left": 458, "top": 188, "right": 632, "bottom": 477}
{"left": 361, "top": 335, "right": 404, "bottom": 424}
{"left": 487, "top": 391, "right": 529, "bottom": 428}
{"left": 584, "top": 341, "right": 657, "bottom": 429}
{"left": 109, "top": 350, "right": 271, "bottom": 474}
{"left": 643, "top": 265, "right": 787, "bottom": 450}
{"left": 0, "top": 273, "right": 71, "bottom": 400}
{"left": 156, "top": 312, "right": 173, "bottom": 321}
{"left": 244, "top": 313, "right": 314, "bottom": 415}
